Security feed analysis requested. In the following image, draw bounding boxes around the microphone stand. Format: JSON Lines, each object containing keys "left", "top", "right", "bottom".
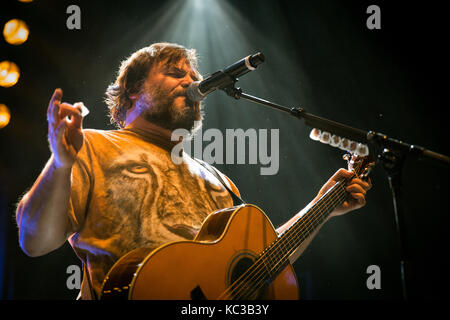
{"left": 221, "top": 84, "right": 450, "bottom": 300}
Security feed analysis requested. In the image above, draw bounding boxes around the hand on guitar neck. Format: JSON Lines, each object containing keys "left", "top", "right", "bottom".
{"left": 276, "top": 156, "right": 373, "bottom": 264}
{"left": 316, "top": 168, "right": 372, "bottom": 218}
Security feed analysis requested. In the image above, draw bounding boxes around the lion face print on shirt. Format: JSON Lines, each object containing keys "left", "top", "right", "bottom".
{"left": 99, "top": 149, "right": 230, "bottom": 247}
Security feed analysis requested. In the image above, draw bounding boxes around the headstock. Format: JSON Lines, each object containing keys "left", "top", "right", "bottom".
{"left": 344, "top": 153, "right": 375, "bottom": 180}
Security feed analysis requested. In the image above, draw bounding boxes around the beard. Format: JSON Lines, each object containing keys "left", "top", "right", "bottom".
{"left": 135, "top": 83, "right": 203, "bottom": 136}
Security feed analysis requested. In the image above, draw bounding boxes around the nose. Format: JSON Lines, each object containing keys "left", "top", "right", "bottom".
{"left": 180, "top": 75, "right": 194, "bottom": 88}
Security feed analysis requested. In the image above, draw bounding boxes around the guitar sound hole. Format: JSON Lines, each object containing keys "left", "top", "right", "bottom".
{"left": 229, "top": 257, "right": 267, "bottom": 300}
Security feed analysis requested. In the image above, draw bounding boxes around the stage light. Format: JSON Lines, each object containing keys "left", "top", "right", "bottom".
{"left": 3, "top": 19, "right": 29, "bottom": 45}
{"left": 18, "top": 0, "right": 34, "bottom": 3}
{"left": 0, "top": 104, "right": 11, "bottom": 129}
{"left": 0, "top": 61, "right": 20, "bottom": 87}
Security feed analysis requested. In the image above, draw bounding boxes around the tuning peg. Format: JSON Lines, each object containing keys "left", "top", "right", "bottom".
{"left": 342, "top": 153, "right": 351, "bottom": 161}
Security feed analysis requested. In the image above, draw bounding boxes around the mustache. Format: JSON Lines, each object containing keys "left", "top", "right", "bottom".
{"left": 172, "top": 90, "right": 187, "bottom": 98}
{"left": 172, "top": 89, "right": 196, "bottom": 107}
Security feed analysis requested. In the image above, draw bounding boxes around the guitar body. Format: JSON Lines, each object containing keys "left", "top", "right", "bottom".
{"left": 100, "top": 204, "right": 299, "bottom": 300}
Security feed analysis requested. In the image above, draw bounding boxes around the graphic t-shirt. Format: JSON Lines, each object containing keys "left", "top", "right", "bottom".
{"left": 67, "top": 128, "right": 238, "bottom": 299}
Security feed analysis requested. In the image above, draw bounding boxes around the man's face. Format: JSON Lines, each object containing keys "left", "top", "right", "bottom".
{"left": 134, "top": 58, "right": 203, "bottom": 133}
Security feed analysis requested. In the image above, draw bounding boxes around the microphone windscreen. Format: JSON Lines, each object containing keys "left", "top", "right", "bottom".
{"left": 186, "top": 82, "right": 205, "bottom": 102}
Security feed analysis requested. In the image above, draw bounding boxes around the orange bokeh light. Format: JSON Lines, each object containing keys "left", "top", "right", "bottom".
{"left": 0, "top": 104, "right": 11, "bottom": 129}
{"left": 3, "top": 19, "right": 29, "bottom": 45}
{"left": 0, "top": 61, "right": 20, "bottom": 87}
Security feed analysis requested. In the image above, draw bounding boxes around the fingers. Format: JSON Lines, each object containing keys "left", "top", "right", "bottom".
{"left": 332, "top": 168, "right": 355, "bottom": 181}
{"left": 349, "top": 193, "right": 366, "bottom": 206}
{"left": 334, "top": 168, "right": 372, "bottom": 191}
{"left": 48, "top": 88, "right": 62, "bottom": 112}
{"left": 346, "top": 184, "right": 366, "bottom": 197}
{"left": 346, "top": 176, "right": 371, "bottom": 200}
{"left": 345, "top": 177, "right": 371, "bottom": 210}
{"left": 47, "top": 89, "right": 83, "bottom": 131}
{"left": 55, "top": 118, "right": 67, "bottom": 142}
{"left": 366, "top": 177, "right": 373, "bottom": 190}
{"left": 47, "top": 88, "right": 63, "bottom": 129}
{"left": 346, "top": 180, "right": 370, "bottom": 193}
{"left": 47, "top": 88, "right": 84, "bottom": 128}
{"left": 59, "top": 102, "right": 83, "bottom": 129}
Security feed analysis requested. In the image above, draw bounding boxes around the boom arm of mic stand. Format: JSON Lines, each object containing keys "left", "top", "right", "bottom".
{"left": 223, "top": 85, "right": 449, "bottom": 300}
{"left": 223, "top": 86, "right": 450, "bottom": 167}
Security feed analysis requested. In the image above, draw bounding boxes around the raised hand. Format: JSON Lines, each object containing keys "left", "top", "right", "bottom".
{"left": 47, "top": 88, "right": 84, "bottom": 169}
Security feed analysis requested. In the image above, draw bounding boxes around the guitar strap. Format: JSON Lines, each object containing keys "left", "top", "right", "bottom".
{"left": 193, "top": 158, "right": 245, "bottom": 206}
{"left": 83, "top": 262, "right": 98, "bottom": 300}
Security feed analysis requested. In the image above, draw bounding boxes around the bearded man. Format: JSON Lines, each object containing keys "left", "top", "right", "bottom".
{"left": 16, "top": 42, "right": 371, "bottom": 300}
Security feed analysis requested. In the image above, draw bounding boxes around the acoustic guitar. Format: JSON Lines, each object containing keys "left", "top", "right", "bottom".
{"left": 100, "top": 154, "right": 374, "bottom": 300}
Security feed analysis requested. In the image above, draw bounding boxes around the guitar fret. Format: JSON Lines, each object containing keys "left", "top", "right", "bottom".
{"left": 259, "top": 180, "right": 348, "bottom": 281}
{"left": 261, "top": 250, "right": 273, "bottom": 279}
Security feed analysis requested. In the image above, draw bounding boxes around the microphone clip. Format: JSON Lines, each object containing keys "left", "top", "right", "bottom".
{"left": 223, "top": 85, "right": 243, "bottom": 100}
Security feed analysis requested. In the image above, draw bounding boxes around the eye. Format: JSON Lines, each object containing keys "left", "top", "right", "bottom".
{"left": 127, "top": 165, "right": 149, "bottom": 174}
{"left": 167, "top": 72, "right": 184, "bottom": 78}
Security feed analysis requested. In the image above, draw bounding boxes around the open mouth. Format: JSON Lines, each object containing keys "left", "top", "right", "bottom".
{"left": 174, "top": 94, "right": 195, "bottom": 109}
{"left": 185, "top": 96, "right": 195, "bottom": 108}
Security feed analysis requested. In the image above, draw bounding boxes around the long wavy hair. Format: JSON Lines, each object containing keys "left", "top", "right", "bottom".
{"left": 105, "top": 42, "right": 200, "bottom": 128}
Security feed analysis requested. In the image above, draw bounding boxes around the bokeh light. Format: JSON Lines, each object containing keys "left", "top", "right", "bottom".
{"left": 3, "top": 19, "right": 29, "bottom": 45}
{"left": 0, "top": 61, "right": 20, "bottom": 87}
{"left": 0, "top": 104, "right": 11, "bottom": 129}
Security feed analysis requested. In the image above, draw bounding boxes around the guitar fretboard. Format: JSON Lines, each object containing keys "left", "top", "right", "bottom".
{"left": 226, "top": 179, "right": 349, "bottom": 299}
{"left": 261, "top": 180, "right": 348, "bottom": 280}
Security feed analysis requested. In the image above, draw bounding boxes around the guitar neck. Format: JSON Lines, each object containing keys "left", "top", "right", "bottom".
{"left": 225, "top": 155, "right": 372, "bottom": 299}
{"left": 260, "top": 179, "right": 349, "bottom": 280}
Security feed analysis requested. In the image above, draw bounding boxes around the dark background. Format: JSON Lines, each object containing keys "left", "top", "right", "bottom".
{"left": 1, "top": 0, "right": 449, "bottom": 300}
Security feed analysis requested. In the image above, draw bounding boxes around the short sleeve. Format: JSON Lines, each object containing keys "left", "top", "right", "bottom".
{"left": 66, "top": 138, "right": 92, "bottom": 234}
{"left": 222, "top": 174, "right": 241, "bottom": 199}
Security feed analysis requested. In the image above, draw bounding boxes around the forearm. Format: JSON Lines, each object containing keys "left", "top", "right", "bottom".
{"left": 276, "top": 196, "right": 331, "bottom": 264}
{"left": 275, "top": 168, "right": 371, "bottom": 265}
{"left": 16, "top": 155, "right": 73, "bottom": 257}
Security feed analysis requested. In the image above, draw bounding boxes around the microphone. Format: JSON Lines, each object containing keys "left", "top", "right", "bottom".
{"left": 187, "top": 52, "right": 265, "bottom": 102}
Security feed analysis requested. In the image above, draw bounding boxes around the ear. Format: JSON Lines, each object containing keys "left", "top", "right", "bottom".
{"left": 127, "top": 81, "right": 144, "bottom": 102}
{"left": 129, "top": 92, "right": 139, "bottom": 101}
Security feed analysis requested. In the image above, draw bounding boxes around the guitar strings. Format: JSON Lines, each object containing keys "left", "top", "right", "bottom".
{"left": 217, "top": 180, "right": 349, "bottom": 300}
{"left": 218, "top": 185, "right": 346, "bottom": 300}
{"left": 240, "top": 185, "right": 347, "bottom": 299}
{"left": 239, "top": 184, "right": 347, "bottom": 299}
{"left": 235, "top": 163, "right": 365, "bottom": 299}
{"left": 227, "top": 162, "right": 365, "bottom": 299}
{"left": 238, "top": 185, "right": 347, "bottom": 299}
